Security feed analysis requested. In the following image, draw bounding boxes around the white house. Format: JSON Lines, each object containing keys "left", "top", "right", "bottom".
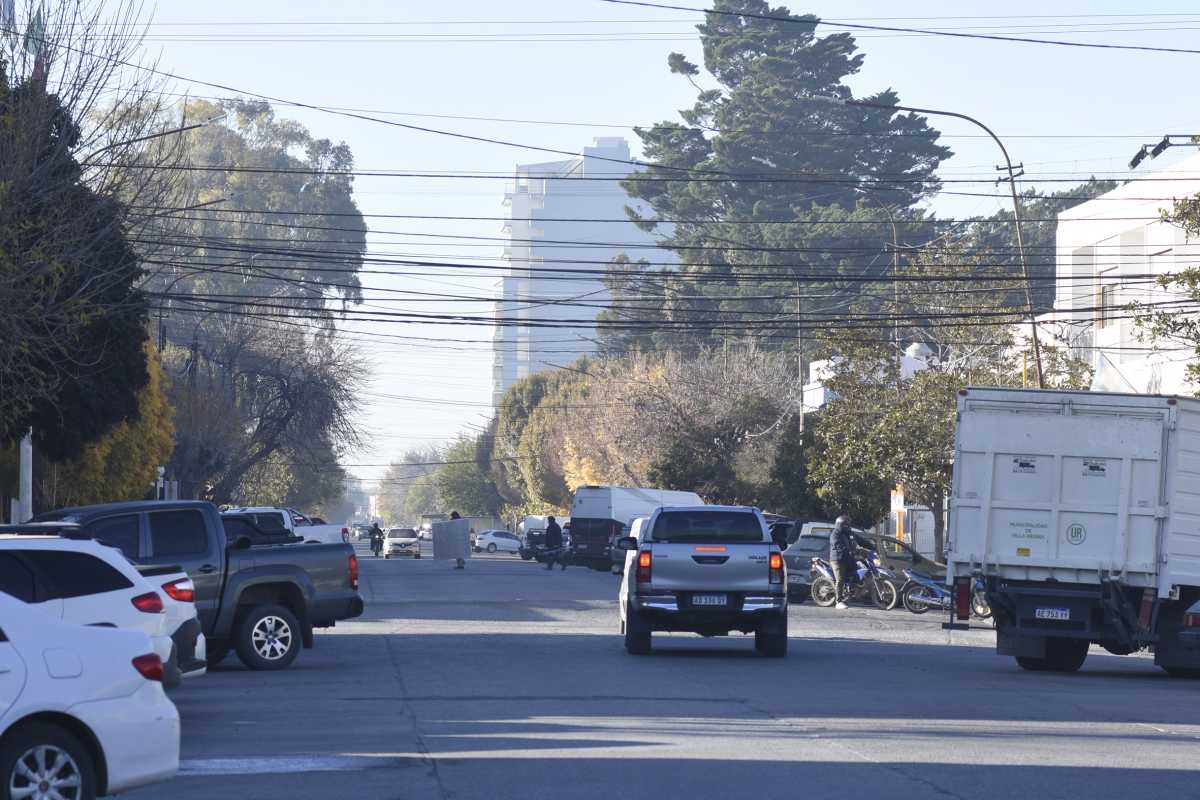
{"left": 491, "top": 138, "right": 666, "bottom": 408}
{"left": 1050, "top": 153, "right": 1200, "bottom": 395}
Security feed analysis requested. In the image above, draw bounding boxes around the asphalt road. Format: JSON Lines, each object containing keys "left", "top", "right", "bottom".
{"left": 128, "top": 543, "right": 1200, "bottom": 800}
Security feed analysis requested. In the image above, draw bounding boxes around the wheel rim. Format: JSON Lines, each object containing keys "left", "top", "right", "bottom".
{"left": 876, "top": 581, "right": 897, "bottom": 608}
{"left": 487, "top": 544, "right": 496, "bottom": 552}
{"left": 813, "top": 580, "right": 836, "bottom": 606}
{"left": 251, "top": 615, "right": 294, "bottom": 661}
{"left": 9, "top": 744, "right": 84, "bottom": 800}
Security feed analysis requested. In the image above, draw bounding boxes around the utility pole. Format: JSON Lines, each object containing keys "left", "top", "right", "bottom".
{"left": 796, "top": 279, "right": 804, "bottom": 430}
{"left": 18, "top": 431, "right": 32, "bottom": 522}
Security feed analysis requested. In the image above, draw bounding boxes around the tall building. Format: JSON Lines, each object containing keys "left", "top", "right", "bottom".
{"left": 491, "top": 137, "right": 664, "bottom": 407}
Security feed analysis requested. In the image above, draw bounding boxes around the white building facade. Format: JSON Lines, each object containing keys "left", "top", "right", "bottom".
{"left": 1051, "top": 153, "right": 1200, "bottom": 395}
{"left": 491, "top": 138, "right": 665, "bottom": 407}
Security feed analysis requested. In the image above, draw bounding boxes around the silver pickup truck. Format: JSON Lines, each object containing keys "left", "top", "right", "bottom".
{"left": 616, "top": 505, "right": 788, "bottom": 657}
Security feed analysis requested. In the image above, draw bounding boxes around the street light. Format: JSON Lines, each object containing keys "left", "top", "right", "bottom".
{"left": 1129, "top": 135, "right": 1194, "bottom": 170}
{"left": 806, "top": 95, "right": 1047, "bottom": 388}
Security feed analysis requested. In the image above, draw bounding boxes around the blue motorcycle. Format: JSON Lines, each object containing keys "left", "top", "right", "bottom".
{"left": 899, "top": 569, "right": 951, "bottom": 614}
{"left": 810, "top": 551, "right": 899, "bottom": 610}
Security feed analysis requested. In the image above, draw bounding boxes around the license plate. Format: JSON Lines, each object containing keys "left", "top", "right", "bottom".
{"left": 1035, "top": 607, "right": 1070, "bottom": 621}
{"left": 692, "top": 594, "right": 727, "bottom": 607}
{"left": 788, "top": 574, "right": 804, "bottom": 584}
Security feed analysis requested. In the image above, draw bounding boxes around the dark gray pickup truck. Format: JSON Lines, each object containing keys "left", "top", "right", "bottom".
{"left": 35, "top": 500, "right": 364, "bottom": 670}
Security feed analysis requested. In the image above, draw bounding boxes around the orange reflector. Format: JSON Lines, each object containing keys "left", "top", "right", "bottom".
{"left": 694, "top": 546, "right": 727, "bottom": 553}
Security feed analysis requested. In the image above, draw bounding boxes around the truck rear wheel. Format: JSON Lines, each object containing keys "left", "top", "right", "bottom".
{"left": 755, "top": 616, "right": 788, "bottom": 657}
{"left": 624, "top": 608, "right": 651, "bottom": 655}
{"left": 235, "top": 604, "right": 302, "bottom": 670}
{"left": 1016, "top": 637, "right": 1088, "bottom": 673}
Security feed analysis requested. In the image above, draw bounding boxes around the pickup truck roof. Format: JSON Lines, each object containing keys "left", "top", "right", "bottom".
{"left": 36, "top": 499, "right": 213, "bottom": 522}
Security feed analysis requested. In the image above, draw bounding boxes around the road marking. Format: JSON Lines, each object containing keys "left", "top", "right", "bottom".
{"left": 178, "top": 756, "right": 411, "bottom": 776}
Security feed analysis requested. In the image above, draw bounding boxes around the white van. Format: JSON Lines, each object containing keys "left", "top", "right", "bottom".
{"left": 570, "top": 486, "right": 705, "bottom": 571}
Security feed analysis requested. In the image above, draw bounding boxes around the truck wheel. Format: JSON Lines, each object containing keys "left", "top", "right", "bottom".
{"left": 624, "top": 608, "right": 651, "bottom": 655}
{"left": 235, "top": 605, "right": 302, "bottom": 671}
{"left": 755, "top": 616, "right": 788, "bottom": 657}
{"left": 810, "top": 577, "right": 837, "bottom": 607}
{"left": 0, "top": 721, "right": 97, "bottom": 800}
{"left": 1016, "top": 637, "right": 1088, "bottom": 673}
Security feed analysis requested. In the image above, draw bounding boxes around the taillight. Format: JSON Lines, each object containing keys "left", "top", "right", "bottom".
{"left": 769, "top": 552, "right": 784, "bottom": 585}
{"left": 954, "top": 579, "right": 971, "bottom": 621}
{"left": 161, "top": 578, "right": 195, "bottom": 603}
{"left": 132, "top": 653, "right": 164, "bottom": 682}
{"left": 349, "top": 554, "right": 359, "bottom": 590}
{"left": 1184, "top": 611, "right": 1200, "bottom": 628}
{"left": 636, "top": 550, "right": 652, "bottom": 584}
{"left": 131, "top": 592, "right": 164, "bottom": 613}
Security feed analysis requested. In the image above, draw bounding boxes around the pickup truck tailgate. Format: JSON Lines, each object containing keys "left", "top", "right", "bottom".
{"left": 648, "top": 543, "right": 772, "bottom": 592}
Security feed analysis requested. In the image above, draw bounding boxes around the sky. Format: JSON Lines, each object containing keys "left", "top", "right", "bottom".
{"left": 138, "top": 0, "right": 1200, "bottom": 485}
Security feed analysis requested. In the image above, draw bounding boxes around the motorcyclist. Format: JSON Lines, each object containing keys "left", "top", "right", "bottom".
{"left": 370, "top": 523, "right": 384, "bottom": 558}
{"left": 829, "top": 516, "right": 860, "bottom": 610}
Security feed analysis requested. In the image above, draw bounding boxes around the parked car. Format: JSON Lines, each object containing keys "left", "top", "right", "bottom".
{"left": 221, "top": 506, "right": 350, "bottom": 545}
{"left": 474, "top": 530, "right": 521, "bottom": 554}
{"left": 384, "top": 528, "right": 421, "bottom": 559}
{"left": 35, "top": 501, "right": 364, "bottom": 671}
{"left": 0, "top": 533, "right": 176, "bottom": 679}
{"left": 135, "top": 563, "right": 207, "bottom": 684}
{"left": 617, "top": 505, "right": 788, "bottom": 657}
{"left": 0, "top": 591, "right": 181, "bottom": 798}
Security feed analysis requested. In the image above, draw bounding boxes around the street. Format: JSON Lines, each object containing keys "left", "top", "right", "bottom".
{"left": 127, "top": 543, "right": 1200, "bottom": 800}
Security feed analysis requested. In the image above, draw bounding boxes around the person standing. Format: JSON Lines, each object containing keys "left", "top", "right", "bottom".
{"left": 829, "top": 516, "right": 858, "bottom": 610}
{"left": 543, "top": 515, "right": 566, "bottom": 571}
{"left": 450, "top": 511, "right": 466, "bottom": 569}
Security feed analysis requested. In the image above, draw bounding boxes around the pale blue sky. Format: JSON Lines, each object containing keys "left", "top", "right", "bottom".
{"left": 143, "top": 0, "right": 1200, "bottom": 482}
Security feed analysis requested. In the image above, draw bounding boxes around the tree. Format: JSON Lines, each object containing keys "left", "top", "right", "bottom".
{"left": 377, "top": 447, "right": 442, "bottom": 523}
{"left": 1133, "top": 192, "right": 1200, "bottom": 384}
{"left": 603, "top": 0, "right": 950, "bottom": 354}
{"left": 435, "top": 438, "right": 503, "bottom": 517}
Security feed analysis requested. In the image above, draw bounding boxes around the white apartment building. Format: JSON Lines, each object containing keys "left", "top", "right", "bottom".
{"left": 491, "top": 138, "right": 665, "bottom": 407}
{"left": 1051, "top": 153, "right": 1200, "bottom": 395}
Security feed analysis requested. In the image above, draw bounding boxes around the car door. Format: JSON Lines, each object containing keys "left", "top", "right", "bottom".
{"left": 145, "top": 508, "right": 223, "bottom": 630}
{"left": 0, "top": 623, "right": 26, "bottom": 721}
{"left": 0, "top": 552, "right": 64, "bottom": 620}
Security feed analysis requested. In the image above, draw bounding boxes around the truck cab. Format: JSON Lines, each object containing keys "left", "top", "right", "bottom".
{"left": 617, "top": 505, "right": 787, "bottom": 657}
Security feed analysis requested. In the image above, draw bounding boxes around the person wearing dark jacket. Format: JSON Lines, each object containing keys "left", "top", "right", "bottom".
{"left": 370, "top": 523, "right": 384, "bottom": 558}
{"left": 829, "top": 516, "right": 862, "bottom": 610}
{"left": 543, "top": 516, "right": 566, "bottom": 571}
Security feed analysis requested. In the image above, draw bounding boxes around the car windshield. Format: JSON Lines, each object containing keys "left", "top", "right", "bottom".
{"left": 650, "top": 510, "right": 763, "bottom": 543}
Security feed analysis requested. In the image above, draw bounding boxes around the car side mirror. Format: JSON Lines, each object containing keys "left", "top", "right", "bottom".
{"left": 615, "top": 537, "right": 638, "bottom": 551}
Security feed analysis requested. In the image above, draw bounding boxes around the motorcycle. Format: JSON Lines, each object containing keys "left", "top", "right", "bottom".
{"left": 810, "top": 551, "right": 899, "bottom": 610}
{"left": 370, "top": 536, "right": 383, "bottom": 558}
{"left": 899, "top": 569, "right": 952, "bottom": 614}
{"left": 970, "top": 576, "right": 992, "bottom": 620}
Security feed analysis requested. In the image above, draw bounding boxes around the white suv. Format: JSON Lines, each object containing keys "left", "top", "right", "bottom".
{"left": 0, "top": 536, "right": 174, "bottom": 669}
{"left": 0, "top": 591, "right": 180, "bottom": 797}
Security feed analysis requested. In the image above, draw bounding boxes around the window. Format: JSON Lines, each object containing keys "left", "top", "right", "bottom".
{"left": 249, "top": 513, "right": 288, "bottom": 532}
{"left": 87, "top": 515, "right": 141, "bottom": 559}
{"left": 650, "top": 511, "right": 764, "bottom": 543}
{"left": 149, "top": 510, "right": 209, "bottom": 557}
{"left": 222, "top": 518, "right": 256, "bottom": 542}
{"left": 794, "top": 535, "right": 830, "bottom": 553}
{"left": 20, "top": 551, "right": 133, "bottom": 599}
{"left": 0, "top": 553, "right": 39, "bottom": 603}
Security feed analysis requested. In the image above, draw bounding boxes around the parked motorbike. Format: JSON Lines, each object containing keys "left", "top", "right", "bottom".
{"left": 810, "top": 551, "right": 899, "bottom": 610}
{"left": 970, "top": 576, "right": 992, "bottom": 620}
{"left": 899, "top": 569, "right": 952, "bottom": 614}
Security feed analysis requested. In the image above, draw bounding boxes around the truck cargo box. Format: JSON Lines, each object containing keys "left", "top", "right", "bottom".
{"left": 947, "top": 387, "right": 1200, "bottom": 596}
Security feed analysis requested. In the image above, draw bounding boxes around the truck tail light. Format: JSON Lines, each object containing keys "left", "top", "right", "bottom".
{"left": 161, "top": 578, "right": 195, "bottom": 603}
{"left": 954, "top": 579, "right": 971, "bottom": 621}
{"left": 131, "top": 591, "right": 164, "bottom": 614}
{"left": 132, "top": 653, "right": 164, "bottom": 682}
{"left": 769, "top": 552, "right": 783, "bottom": 585}
{"left": 1184, "top": 611, "right": 1200, "bottom": 628}
{"left": 349, "top": 554, "right": 359, "bottom": 590}
{"left": 636, "top": 550, "right": 652, "bottom": 585}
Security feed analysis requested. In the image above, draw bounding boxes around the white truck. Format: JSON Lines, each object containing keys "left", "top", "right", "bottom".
{"left": 570, "top": 486, "right": 705, "bottom": 571}
{"left": 947, "top": 388, "right": 1200, "bottom": 676}
{"left": 221, "top": 507, "right": 350, "bottom": 546}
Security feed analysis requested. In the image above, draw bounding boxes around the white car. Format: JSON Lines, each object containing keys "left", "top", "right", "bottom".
{"left": 384, "top": 528, "right": 421, "bottom": 559}
{"left": 222, "top": 506, "right": 350, "bottom": 545}
{"left": 474, "top": 530, "right": 521, "bottom": 554}
{"left": 136, "top": 564, "right": 207, "bottom": 684}
{"left": 0, "top": 536, "right": 174, "bottom": 673}
{"left": 0, "top": 591, "right": 180, "bottom": 797}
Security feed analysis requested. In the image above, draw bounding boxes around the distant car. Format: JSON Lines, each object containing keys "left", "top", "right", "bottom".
{"left": 475, "top": 530, "right": 521, "bottom": 554}
{"left": 0, "top": 590, "right": 181, "bottom": 798}
{"left": 384, "top": 528, "right": 421, "bottom": 559}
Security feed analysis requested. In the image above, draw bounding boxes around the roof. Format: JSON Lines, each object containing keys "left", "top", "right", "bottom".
{"left": 652, "top": 504, "right": 761, "bottom": 514}
{"left": 36, "top": 499, "right": 215, "bottom": 522}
